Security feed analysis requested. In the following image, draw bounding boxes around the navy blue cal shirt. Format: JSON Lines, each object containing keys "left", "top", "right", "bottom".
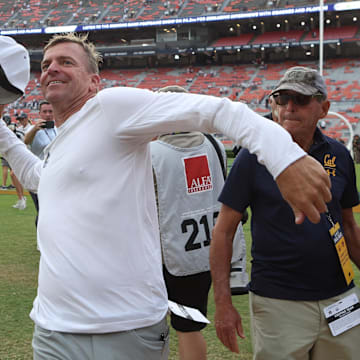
{"left": 219, "top": 128, "right": 359, "bottom": 300}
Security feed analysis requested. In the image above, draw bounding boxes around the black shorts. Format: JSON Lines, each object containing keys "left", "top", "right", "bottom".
{"left": 163, "top": 265, "right": 212, "bottom": 332}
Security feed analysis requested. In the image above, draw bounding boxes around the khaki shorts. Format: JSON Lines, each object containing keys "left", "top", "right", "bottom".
{"left": 32, "top": 316, "right": 169, "bottom": 360}
{"left": 249, "top": 287, "right": 360, "bottom": 360}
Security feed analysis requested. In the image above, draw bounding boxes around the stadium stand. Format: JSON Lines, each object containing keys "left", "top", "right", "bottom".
{"left": 278, "top": 0, "right": 343, "bottom": 7}
{"left": 0, "top": 0, "right": 22, "bottom": 27}
{"left": 68, "top": 2, "right": 109, "bottom": 25}
{"left": 180, "top": 0, "right": 222, "bottom": 17}
{"left": 39, "top": 56, "right": 360, "bottom": 144}
{"left": 251, "top": 30, "right": 304, "bottom": 45}
{"left": 138, "top": 2, "right": 170, "bottom": 21}
{"left": 212, "top": 33, "right": 255, "bottom": 47}
{"left": 223, "top": 0, "right": 264, "bottom": 13}
{"left": 8, "top": 58, "right": 360, "bottom": 117}
{"left": 102, "top": 1, "right": 145, "bottom": 23}
{"left": 302, "top": 25, "right": 360, "bottom": 42}
{"left": 0, "top": 0, "right": 354, "bottom": 27}
{"left": 211, "top": 26, "right": 360, "bottom": 48}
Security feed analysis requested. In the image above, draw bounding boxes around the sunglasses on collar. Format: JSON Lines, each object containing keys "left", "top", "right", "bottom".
{"left": 272, "top": 92, "right": 325, "bottom": 106}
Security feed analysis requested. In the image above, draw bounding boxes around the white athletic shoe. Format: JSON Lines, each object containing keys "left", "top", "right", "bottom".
{"left": 12, "top": 199, "right": 21, "bottom": 208}
{"left": 18, "top": 197, "right": 27, "bottom": 210}
{"left": 13, "top": 197, "right": 27, "bottom": 210}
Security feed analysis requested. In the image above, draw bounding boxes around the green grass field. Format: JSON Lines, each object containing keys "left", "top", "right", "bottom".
{"left": 1, "top": 163, "right": 360, "bottom": 359}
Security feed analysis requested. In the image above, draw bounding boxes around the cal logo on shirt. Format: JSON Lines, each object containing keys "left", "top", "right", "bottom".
{"left": 183, "top": 154, "right": 213, "bottom": 194}
{"left": 323, "top": 154, "right": 336, "bottom": 177}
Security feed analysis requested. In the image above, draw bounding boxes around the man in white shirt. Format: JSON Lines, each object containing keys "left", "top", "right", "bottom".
{"left": 0, "top": 34, "right": 331, "bottom": 360}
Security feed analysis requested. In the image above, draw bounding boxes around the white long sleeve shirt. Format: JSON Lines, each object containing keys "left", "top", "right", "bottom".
{"left": 0, "top": 87, "right": 305, "bottom": 333}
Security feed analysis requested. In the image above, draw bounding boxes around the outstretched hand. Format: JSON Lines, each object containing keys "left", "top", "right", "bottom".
{"left": 276, "top": 155, "right": 331, "bottom": 224}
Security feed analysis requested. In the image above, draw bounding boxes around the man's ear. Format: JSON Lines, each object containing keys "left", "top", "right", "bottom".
{"left": 90, "top": 73, "right": 101, "bottom": 93}
{"left": 319, "top": 100, "right": 330, "bottom": 119}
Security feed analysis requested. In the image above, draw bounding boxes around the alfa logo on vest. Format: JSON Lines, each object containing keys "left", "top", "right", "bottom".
{"left": 183, "top": 154, "right": 213, "bottom": 194}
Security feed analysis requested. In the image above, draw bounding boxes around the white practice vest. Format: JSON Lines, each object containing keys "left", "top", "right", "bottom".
{"left": 151, "top": 136, "right": 245, "bottom": 276}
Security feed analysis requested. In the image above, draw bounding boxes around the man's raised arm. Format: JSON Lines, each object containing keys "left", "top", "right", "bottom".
{"left": 131, "top": 91, "right": 332, "bottom": 223}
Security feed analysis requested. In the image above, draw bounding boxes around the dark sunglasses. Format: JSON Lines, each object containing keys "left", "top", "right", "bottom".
{"left": 272, "top": 92, "right": 324, "bottom": 106}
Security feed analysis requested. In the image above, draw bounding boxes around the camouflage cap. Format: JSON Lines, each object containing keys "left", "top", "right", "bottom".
{"left": 270, "top": 66, "right": 327, "bottom": 98}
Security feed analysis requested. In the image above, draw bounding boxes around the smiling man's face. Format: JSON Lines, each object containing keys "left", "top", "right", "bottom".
{"left": 40, "top": 42, "right": 98, "bottom": 107}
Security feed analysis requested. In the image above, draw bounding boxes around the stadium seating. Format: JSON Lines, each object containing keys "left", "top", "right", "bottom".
{"left": 138, "top": 2, "right": 167, "bottom": 21}
{"left": 103, "top": 0, "right": 145, "bottom": 23}
{"left": 0, "top": 1, "right": 23, "bottom": 27}
{"left": 180, "top": 0, "right": 223, "bottom": 17}
{"left": 212, "top": 33, "right": 255, "bottom": 47}
{"left": 11, "top": 57, "right": 359, "bottom": 110}
{"left": 212, "top": 26, "right": 360, "bottom": 48}
{"left": 6, "top": 56, "right": 358, "bottom": 146}
{"left": 302, "top": 26, "right": 359, "bottom": 42}
{"left": 251, "top": 30, "right": 304, "bottom": 45}
{"left": 278, "top": 0, "right": 344, "bottom": 7}
{"left": 68, "top": 1, "right": 110, "bottom": 25}
{"left": 0, "top": 0, "right": 356, "bottom": 27}
{"left": 223, "top": 0, "right": 264, "bottom": 13}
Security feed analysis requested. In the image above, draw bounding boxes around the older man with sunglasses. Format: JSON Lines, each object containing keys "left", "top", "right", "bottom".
{"left": 211, "top": 66, "right": 360, "bottom": 360}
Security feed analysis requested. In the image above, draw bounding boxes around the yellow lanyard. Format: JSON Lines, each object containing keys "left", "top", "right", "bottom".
{"left": 326, "top": 211, "right": 354, "bottom": 286}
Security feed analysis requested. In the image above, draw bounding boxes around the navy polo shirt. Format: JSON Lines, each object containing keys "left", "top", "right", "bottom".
{"left": 219, "top": 128, "right": 359, "bottom": 301}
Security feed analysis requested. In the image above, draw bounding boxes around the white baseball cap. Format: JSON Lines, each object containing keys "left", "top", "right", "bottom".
{"left": 0, "top": 36, "right": 30, "bottom": 105}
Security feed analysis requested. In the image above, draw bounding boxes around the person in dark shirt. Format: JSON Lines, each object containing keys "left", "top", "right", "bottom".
{"left": 210, "top": 67, "right": 360, "bottom": 360}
